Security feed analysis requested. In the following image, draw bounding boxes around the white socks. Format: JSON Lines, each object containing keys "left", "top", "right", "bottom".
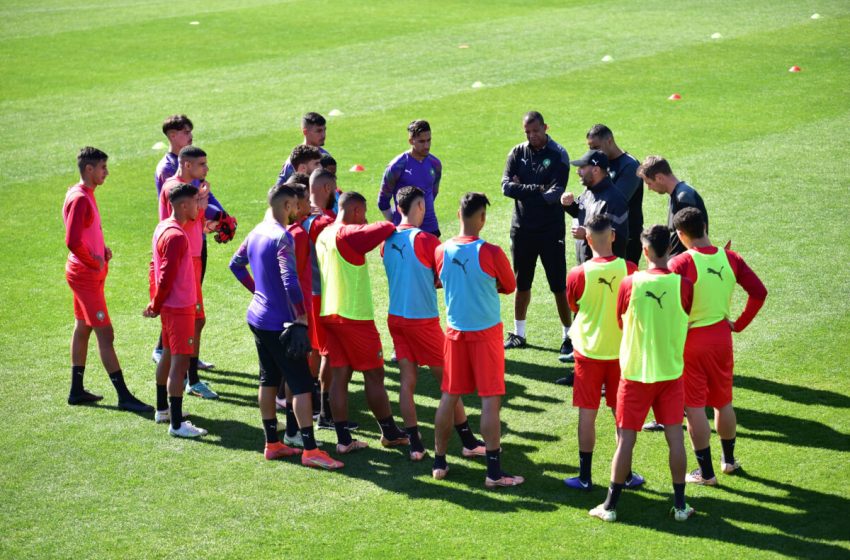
{"left": 514, "top": 320, "right": 527, "bottom": 338}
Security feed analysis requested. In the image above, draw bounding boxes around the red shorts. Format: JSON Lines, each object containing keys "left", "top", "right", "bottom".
{"left": 66, "top": 270, "right": 111, "bottom": 328}
{"left": 160, "top": 306, "right": 196, "bottom": 355}
{"left": 310, "top": 295, "right": 328, "bottom": 356}
{"left": 387, "top": 315, "right": 444, "bottom": 368}
{"left": 616, "top": 377, "right": 684, "bottom": 431}
{"left": 192, "top": 257, "right": 205, "bottom": 319}
{"left": 442, "top": 323, "right": 505, "bottom": 397}
{"left": 573, "top": 352, "right": 620, "bottom": 409}
{"left": 684, "top": 322, "right": 734, "bottom": 408}
{"left": 322, "top": 318, "right": 384, "bottom": 371}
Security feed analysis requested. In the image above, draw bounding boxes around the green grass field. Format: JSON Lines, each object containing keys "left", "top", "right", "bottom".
{"left": 2, "top": 1, "right": 849, "bottom": 558}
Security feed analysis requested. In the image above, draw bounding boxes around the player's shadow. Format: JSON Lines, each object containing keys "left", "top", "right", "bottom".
{"left": 735, "top": 407, "right": 850, "bottom": 452}
{"left": 188, "top": 414, "right": 265, "bottom": 453}
{"left": 572, "top": 471, "right": 850, "bottom": 559}
{"left": 735, "top": 375, "right": 850, "bottom": 408}
{"left": 506, "top": 357, "right": 571, "bottom": 386}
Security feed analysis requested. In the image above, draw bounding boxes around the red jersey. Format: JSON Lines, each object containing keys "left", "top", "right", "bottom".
{"left": 669, "top": 246, "right": 767, "bottom": 332}
{"left": 151, "top": 218, "right": 196, "bottom": 312}
{"left": 63, "top": 183, "right": 106, "bottom": 279}
{"left": 159, "top": 177, "right": 206, "bottom": 258}
{"left": 287, "top": 221, "right": 312, "bottom": 317}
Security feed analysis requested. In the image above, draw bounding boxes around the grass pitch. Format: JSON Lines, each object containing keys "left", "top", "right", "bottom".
{"left": 1, "top": 1, "right": 849, "bottom": 558}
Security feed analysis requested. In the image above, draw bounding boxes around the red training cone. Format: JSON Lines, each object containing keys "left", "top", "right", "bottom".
{"left": 668, "top": 93, "right": 682, "bottom": 101}
{"left": 789, "top": 65, "right": 802, "bottom": 73}
{"left": 350, "top": 164, "right": 365, "bottom": 172}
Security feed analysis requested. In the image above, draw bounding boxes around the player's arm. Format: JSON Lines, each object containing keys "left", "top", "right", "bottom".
{"left": 65, "top": 196, "right": 104, "bottom": 271}
{"left": 150, "top": 232, "right": 187, "bottom": 313}
{"left": 566, "top": 265, "right": 584, "bottom": 314}
{"left": 540, "top": 146, "right": 569, "bottom": 205}
{"left": 205, "top": 189, "right": 228, "bottom": 221}
{"left": 616, "top": 276, "right": 633, "bottom": 330}
{"left": 415, "top": 232, "right": 443, "bottom": 288}
{"left": 602, "top": 198, "right": 630, "bottom": 258}
{"left": 276, "top": 232, "right": 307, "bottom": 323}
{"left": 378, "top": 160, "right": 402, "bottom": 221}
{"left": 276, "top": 160, "right": 293, "bottom": 188}
{"left": 228, "top": 240, "right": 255, "bottom": 293}
{"left": 342, "top": 222, "right": 396, "bottom": 255}
{"left": 680, "top": 277, "right": 694, "bottom": 315}
{"left": 728, "top": 251, "right": 767, "bottom": 332}
{"left": 612, "top": 160, "right": 641, "bottom": 201}
{"left": 481, "top": 243, "right": 517, "bottom": 295}
{"left": 668, "top": 254, "right": 697, "bottom": 283}
{"left": 501, "top": 149, "right": 544, "bottom": 200}
{"left": 432, "top": 157, "right": 442, "bottom": 199}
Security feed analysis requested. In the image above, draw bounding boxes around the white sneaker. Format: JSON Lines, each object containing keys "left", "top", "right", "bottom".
{"left": 720, "top": 459, "right": 741, "bottom": 474}
{"left": 168, "top": 421, "right": 207, "bottom": 438}
{"left": 589, "top": 504, "right": 617, "bottom": 522}
{"left": 151, "top": 348, "right": 163, "bottom": 364}
{"left": 155, "top": 410, "right": 189, "bottom": 424}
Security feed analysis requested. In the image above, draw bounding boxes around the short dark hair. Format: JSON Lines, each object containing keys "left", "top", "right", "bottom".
{"left": 407, "top": 120, "right": 431, "bottom": 138}
{"left": 586, "top": 124, "right": 613, "bottom": 140}
{"left": 288, "top": 183, "right": 308, "bottom": 199}
{"left": 168, "top": 182, "right": 198, "bottom": 204}
{"left": 640, "top": 225, "right": 671, "bottom": 257}
{"left": 397, "top": 186, "right": 424, "bottom": 215}
{"left": 310, "top": 168, "right": 337, "bottom": 188}
{"left": 585, "top": 213, "right": 613, "bottom": 233}
{"left": 460, "top": 192, "right": 490, "bottom": 218}
{"left": 178, "top": 145, "right": 206, "bottom": 162}
{"left": 162, "top": 114, "right": 193, "bottom": 136}
{"left": 338, "top": 191, "right": 366, "bottom": 211}
{"left": 523, "top": 111, "right": 545, "bottom": 126}
{"left": 672, "top": 207, "right": 706, "bottom": 239}
{"left": 637, "top": 155, "right": 673, "bottom": 179}
{"left": 302, "top": 112, "right": 326, "bottom": 128}
{"left": 289, "top": 144, "right": 322, "bottom": 169}
{"left": 77, "top": 146, "right": 108, "bottom": 174}
{"left": 268, "top": 183, "right": 298, "bottom": 206}
{"left": 285, "top": 172, "right": 310, "bottom": 189}
{"left": 320, "top": 153, "right": 337, "bottom": 168}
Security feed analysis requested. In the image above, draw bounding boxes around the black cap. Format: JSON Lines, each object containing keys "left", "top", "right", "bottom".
{"left": 570, "top": 149, "right": 609, "bottom": 170}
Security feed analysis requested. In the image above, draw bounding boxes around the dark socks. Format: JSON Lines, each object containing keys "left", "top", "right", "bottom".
{"left": 335, "top": 421, "right": 352, "bottom": 446}
{"left": 579, "top": 451, "right": 593, "bottom": 483}
{"left": 169, "top": 396, "right": 183, "bottom": 430}
{"left": 721, "top": 437, "right": 736, "bottom": 465}
{"left": 603, "top": 482, "right": 625, "bottom": 511}
{"left": 262, "top": 418, "right": 279, "bottom": 444}
{"left": 311, "top": 381, "right": 321, "bottom": 414}
{"left": 108, "top": 369, "right": 132, "bottom": 400}
{"left": 405, "top": 426, "right": 424, "bottom": 453}
{"left": 156, "top": 333, "right": 163, "bottom": 351}
{"left": 70, "top": 365, "right": 85, "bottom": 394}
{"left": 378, "top": 416, "right": 404, "bottom": 439}
{"left": 695, "top": 446, "right": 715, "bottom": 479}
{"left": 485, "top": 449, "right": 502, "bottom": 480}
{"left": 454, "top": 420, "right": 479, "bottom": 449}
{"left": 156, "top": 384, "right": 168, "bottom": 411}
{"left": 187, "top": 357, "right": 200, "bottom": 386}
{"left": 673, "top": 482, "right": 686, "bottom": 510}
{"left": 285, "top": 402, "right": 299, "bottom": 437}
{"left": 433, "top": 454, "right": 447, "bottom": 470}
{"left": 300, "top": 426, "right": 317, "bottom": 451}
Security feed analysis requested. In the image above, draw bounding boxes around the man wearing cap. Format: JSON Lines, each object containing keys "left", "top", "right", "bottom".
{"left": 561, "top": 149, "right": 630, "bottom": 263}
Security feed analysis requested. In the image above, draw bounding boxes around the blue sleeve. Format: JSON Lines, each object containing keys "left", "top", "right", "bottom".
{"left": 205, "top": 190, "right": 227, "bottom": 220}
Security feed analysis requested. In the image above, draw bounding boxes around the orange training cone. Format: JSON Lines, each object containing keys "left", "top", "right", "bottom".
{"left": 789, "top": 65, "right": 802, "bottom": 73}
{"left": 668, "top": 93, "right": 682, "bottom": 101}
{"left": 350, "top": 164, "right": 365, "bottom": 172}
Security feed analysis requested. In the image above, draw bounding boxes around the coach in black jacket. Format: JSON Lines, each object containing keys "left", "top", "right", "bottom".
{"left": 561, "top": 150, "right": 629, "bottom": 263}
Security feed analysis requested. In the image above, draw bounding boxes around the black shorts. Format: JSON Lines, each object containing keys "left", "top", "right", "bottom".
{"left": 626, "top": 236, "right": 642, "bottom": 267}
{"left": 249, "top": 325, "right": 313, "bottom": 394}
{"left": 510, "top": 228, "right": 567, "bottom": 293}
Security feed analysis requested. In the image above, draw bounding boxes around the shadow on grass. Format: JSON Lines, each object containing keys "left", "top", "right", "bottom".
{"left": 736, "top": 375, "right": 850, "bottom": 408}
{"left": 560, "top": 471, "right": 850, "bottom": 559}
{"left": 506, "top": 357, "right": 571, "bottom": 386}
{"left": 736, "top": 407, "right": 850, "bottom": 452}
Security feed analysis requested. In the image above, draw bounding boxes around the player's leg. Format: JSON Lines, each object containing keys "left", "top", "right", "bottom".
{"left": 165, "top": 310, "right": 205, "bottom": 437}
{"left": 684, "top": 406, "right": 716, "bottom": 484}
{"left": 187, "top": 315, "right": 217, "bottom": 398}
{"left": 710, "top": 335, "right": 738, "bottom": 474}
{"left": 715, "top": 403, "right": 738, "bottom": 473}
{"left": 590, "top": 428, "right": 635, "bottom": 522}
{"left": 432, "top": 391, "right": 461, "bottom": 479}
{"left": 154, "top": 346, "right": 172, "bottom": 423}
{"left": 397, "top": 358, "right": 425, "bottom": 459}
{"left": 430, "top": 366, "right": 485, "bottom": 456}
{"left": 362, "top": 365, "right": 408, "bottom": 446}
{"left": 539, "top": 232, "right": 572, "bottom": 362}
{"left": 318, "top": 355, "right": 334, "bottom": 426}
{"left": 683, "top": 334, "right": 716, "bottom": 485}
{"left": 505, "top": 228, "right": 537, "bottom": 349}
{"left": 91, "top": 325, "right": 151, "bottom": 411}
{"left": 664, "top": 423, "right": 693, "bottom": 520}
{"left": 567, "top": 354, "right": 602, "bottom": 489}
{"left": 68, "top": 318, "right": 101, "bottom": 404}
{"left": 251, "top": 326, "right": 299, "bottom": 458}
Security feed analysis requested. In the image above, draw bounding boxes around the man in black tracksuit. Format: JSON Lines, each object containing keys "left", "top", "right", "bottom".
{"left": 561, "top": 150, "right": 629, "bottom": 263}
{"left": 501, "top": 111, "right": 573, "bottom": 360}
{"left": 586, "top": 124, "right": 644, "bottom": 265}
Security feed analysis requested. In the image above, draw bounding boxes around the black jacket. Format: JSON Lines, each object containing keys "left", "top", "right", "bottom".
{"left": 564, "top": 177, "right": 629, "bottom": 263}
{"left": 502, "top": 136, "right": 570, "bottom": 234}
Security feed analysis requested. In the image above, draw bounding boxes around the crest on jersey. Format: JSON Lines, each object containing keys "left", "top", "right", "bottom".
{"left": 189, "top": 337, "right": 195, "bottom": 346}
{"left": 429, "top": 168, "right": 436, "bottom": 177}
{"left": 543, "top": 158, "right": 551, "bottom": 168}
{"left": 96, "top": 311, "right": 105, "bottom": 321}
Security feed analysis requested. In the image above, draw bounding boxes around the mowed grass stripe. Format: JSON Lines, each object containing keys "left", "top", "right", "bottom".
{"left": 2, "top": 0, "right": 847, "bottom": 184}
